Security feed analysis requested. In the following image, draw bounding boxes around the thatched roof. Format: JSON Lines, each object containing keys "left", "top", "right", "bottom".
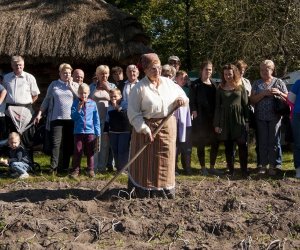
{"left": 0, "top": 0, "right": 152, "bottom": 65}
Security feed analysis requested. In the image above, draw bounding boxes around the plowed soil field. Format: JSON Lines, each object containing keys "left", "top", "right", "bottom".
{"left": 0, "top": 177, "right": 299, "bottom": 249}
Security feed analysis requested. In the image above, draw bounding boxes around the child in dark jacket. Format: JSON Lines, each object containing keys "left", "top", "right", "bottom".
{"left": 70, "top": 83, "right": 101, "bottom": 178}
{"left": 104, "top": 88, "right": 131, "bottom": 172}
{"left": 0, "top": 132, "right": 32, "bottom": 179}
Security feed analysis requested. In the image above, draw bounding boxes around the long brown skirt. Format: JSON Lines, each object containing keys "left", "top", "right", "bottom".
{"left": 128, "top": 115, "right": 176, "bottom": 194}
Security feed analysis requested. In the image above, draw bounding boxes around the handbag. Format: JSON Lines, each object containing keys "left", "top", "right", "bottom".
{"left": 274, "top": 95, "right": 290, "bottom": 116}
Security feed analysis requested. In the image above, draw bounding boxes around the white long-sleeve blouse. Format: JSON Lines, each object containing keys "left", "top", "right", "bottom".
{"left": 127, "top": 76, "right": 188, "bottom": 134}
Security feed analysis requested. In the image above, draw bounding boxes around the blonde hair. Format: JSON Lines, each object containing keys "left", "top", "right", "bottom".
{"left": 96, "top": 65, "right": 110, "bottom": 76}
{"left": 109, "top": 88, "right": 122, "bottom": 96}
{"left": 59, "top": 63, "right": 73, "bottom": 73}
{"left": 8, "top": 132, "right": 20, "bottom": 141}
{"left": 78, "top": 83, "right": 90, "bottom": 94}
{"left": 161, "top": 64, "right": 176, "bottom": 78}
{"left": 260, "top": 60, "right": 275, "bottom": 70}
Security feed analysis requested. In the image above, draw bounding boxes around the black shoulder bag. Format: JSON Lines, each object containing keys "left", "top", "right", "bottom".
{"left": 273, "top": 80, "right": 290, "bottom": 116}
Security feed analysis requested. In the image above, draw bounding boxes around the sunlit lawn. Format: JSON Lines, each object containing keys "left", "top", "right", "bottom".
{"left": 27, "top": 144, "right": 294, "bottom": 176}
{"left": 0, "top": 138, "right": 296, "bottom": 186}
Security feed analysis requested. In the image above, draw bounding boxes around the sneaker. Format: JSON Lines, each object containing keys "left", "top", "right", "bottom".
{"left": 87, "top": 170, "right": 95, "bottom": 178}
{"left": 268, "top": 166, "right": 277, "bottom": 176}
{"left": 200, "top": 168, "right": 209, "bottom": 176}
{"left": 19, "top": 173, "right": 29, "bottom": 179}
{"left": 258, "top": 166, "right": 266, "bottom": 174}
{"left": 69, "top": 171, "right": 79, "bottom": 179}
{"left": 296, "top": 168, "right": 300, "bottom": 179}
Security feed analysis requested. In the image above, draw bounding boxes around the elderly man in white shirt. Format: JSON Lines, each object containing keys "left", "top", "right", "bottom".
{"left": 122, "top": 64, "right": 139, "bottom": 102}
{"left": 4, "top": 55, "right": 40, "bottom": 106}
{"left": 3, "top": 55, "right": 40, "bottom": 133}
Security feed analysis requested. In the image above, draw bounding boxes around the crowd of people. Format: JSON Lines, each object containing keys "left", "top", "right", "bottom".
{"left": 0, "top": 54, "right": 299, "bottom": 198}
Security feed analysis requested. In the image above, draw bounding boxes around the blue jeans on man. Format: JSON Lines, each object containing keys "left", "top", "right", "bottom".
{"left": 109, "top": 132, "right": 131, "bottom": 172}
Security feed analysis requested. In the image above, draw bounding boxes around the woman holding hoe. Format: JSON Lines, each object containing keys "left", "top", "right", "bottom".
{"left": 127, "top": 53, "right": 188, "bottom": 199}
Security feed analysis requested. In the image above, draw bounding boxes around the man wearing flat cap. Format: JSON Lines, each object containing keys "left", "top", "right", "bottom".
{"left": 168, "top": 55, "right": 181, "bottom": 72}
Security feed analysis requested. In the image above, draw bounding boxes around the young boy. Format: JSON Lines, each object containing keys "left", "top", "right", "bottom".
{"left": 70, "top": 83, "right": 101, "bottom": 178}
{"left": 104, "top": 89, "right": 131, "bottom": 172}
{"left": 0, "top": 132, "right": 32, "bottom": 179}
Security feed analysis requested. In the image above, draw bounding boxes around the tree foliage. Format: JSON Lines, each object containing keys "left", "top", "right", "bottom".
{"left": 106, "top": 0, "right": 300, "bottom": 79}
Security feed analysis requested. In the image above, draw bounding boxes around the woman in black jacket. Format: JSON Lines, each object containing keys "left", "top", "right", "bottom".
{"left": 190, "top": 60, "right": 221, "bottom": 176}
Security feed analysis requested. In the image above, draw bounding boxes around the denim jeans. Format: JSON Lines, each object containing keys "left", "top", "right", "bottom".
{"left": 292, "top": 113, "right": 300, "bottom": 169}
{"left": 255, "top": 122, "right": 282, "bottom": 167}
{"left": 94, "top": 123, "right": 110, "bottom": 172}
{"left": 109, "top": 132, "right": 131, "bottom": 171}
{"left": 256, "top": 118, "right": 282, "bottom": 166}
{"left": 10, "top": 161, "right": 30, "bottom": 174}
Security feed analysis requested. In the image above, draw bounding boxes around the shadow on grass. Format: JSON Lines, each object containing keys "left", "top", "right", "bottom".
{"left": 0, "top": 187, "right": 128, "bottom": 202}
